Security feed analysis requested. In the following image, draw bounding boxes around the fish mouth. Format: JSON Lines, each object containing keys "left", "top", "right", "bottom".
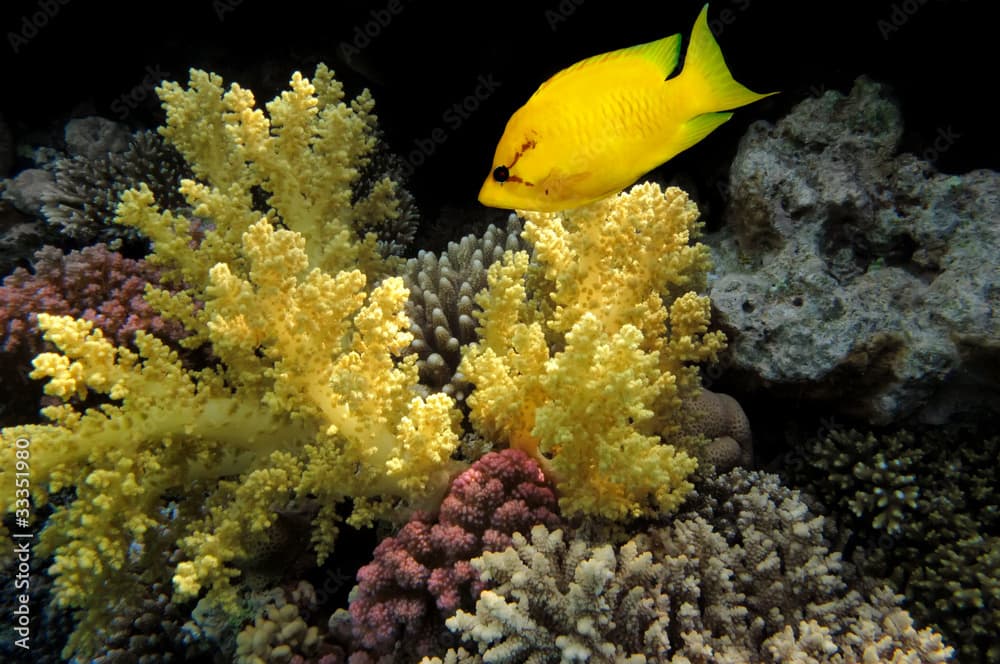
{"left": 477, "top": 180, "right": 509, "bottom": 209}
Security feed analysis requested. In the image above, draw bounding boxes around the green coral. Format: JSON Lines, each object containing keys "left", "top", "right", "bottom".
{"left": 788, "top": 428, "right": 1000, "bottom": 663}
{"left": 799, "top": 429, "right": 923, "bottom": 534}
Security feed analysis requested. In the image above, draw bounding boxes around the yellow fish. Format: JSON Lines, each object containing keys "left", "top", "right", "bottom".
{"left": 478, "top": 4, "right": 776, "bottom": 212}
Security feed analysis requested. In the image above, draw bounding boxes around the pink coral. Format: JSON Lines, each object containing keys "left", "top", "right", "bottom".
{"left": 0, "top": 244, "right": 186, "bottom": 424}
{"left": 1, "top": 244, "right": 182, "bottom": 352}
{"left": 349, "top": 449, "right": 561, "bottom": 660}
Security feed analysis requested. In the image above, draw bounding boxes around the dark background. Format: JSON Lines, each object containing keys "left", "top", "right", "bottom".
{"left": 0, "top": 0, "right": 994, "bottom": 228}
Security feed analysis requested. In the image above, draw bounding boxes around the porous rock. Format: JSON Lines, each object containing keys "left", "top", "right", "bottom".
{"left": 708, "top": 76, "right": 999, "bottom": 425}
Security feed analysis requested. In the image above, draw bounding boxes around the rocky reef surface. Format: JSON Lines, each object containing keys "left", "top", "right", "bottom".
{"left": 707, "top": 77, "right": 999, "bottom": 425}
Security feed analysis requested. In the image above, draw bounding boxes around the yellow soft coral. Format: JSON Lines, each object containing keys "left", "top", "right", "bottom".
{"left": 461, "top": 183, "right": 725, "bottom": 519}
{"left": 153, "top": 64, "right": 397, "bottom": 277}
{"left": 0, "top": 66, "right": 461, "bottom": 659}
{"left": 123, "top": 65, "right": 405, "bottom": 352}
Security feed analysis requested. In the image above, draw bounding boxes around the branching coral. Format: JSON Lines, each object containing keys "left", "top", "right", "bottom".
{"left": 460, "top": 183, "right": 726, "bottom": 520}
{"left": 433, "top": 469, "right": 953, "bottom": 663}
{"left": 0, "top": 65, "right": 462, "bottom": 660}
{"left": 788, "top": 428, "right": 1000, "bottom": 662}
{"left": 0, "top": 243, "right": 186, "bottom": 425}
{"left": 403, "top": 215, "right": 527, "bottom": 404}
{"left": 150, "top": 64, "right": 403, "bottom": 280}
{"left": 0, "top": 243, "right": 184, "bottom": 355}
{"left": 0, "top": 63, "right": 742, "bottom": 661}
{"left": 234, "top": 582, "right": 341, "bottom": 664}
{"left": 349, "top": 449, "right": 561, "bottom": 660}
{"left": 39, "top": 127, "right": 191, "bottom": 246}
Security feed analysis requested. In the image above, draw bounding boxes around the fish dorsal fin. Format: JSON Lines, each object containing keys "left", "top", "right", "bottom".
{"left": 531, "top": 33, "right": 682, "bottom": 99}
{"left": 623, "top": 33, "right": 683, "bottom": 77}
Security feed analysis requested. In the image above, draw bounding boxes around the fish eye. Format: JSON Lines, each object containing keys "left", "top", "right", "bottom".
{"left": 492, "top": 165, "right": 509, "bottom": 183}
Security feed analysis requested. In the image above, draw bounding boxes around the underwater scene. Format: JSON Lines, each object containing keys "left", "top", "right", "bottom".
{"left": 0, "top": 0, "right": 996, "bottom": 662}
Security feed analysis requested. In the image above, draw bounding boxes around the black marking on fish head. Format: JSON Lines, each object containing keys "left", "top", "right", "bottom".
{"left": 493, "top": 137, "right": 539, "bottom": 185}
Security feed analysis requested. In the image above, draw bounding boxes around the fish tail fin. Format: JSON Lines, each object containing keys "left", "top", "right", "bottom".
{"left": 675, "top": 4, "right": 777, "bottom": 114}
{"left": 674, "top": 111, "right": 734, "bottom": 156}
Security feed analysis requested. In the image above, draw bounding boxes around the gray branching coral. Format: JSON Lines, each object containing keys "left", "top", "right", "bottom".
{"left": 429, "top": 469, "right": 952, "bottom": 663}
{"left": 353, "top": 133, "right": 420, "bottom": 257}
{"left": 403, "top": 214, "right": 526, "bottom": 404}
{"left": 40, "top": 129, "right": 192, "bottom": 245}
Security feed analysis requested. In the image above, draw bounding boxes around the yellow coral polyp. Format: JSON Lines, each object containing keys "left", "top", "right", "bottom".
{"left": 462, "top": 183, "right": 723, "bottom": 519}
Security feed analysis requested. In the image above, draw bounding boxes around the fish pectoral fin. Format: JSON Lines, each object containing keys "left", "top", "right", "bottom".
{"left": 668, "top": 111, "right": 733, "bottom": 158}
{"left": 541, "top": 169, "right": 591, "bottom": 197}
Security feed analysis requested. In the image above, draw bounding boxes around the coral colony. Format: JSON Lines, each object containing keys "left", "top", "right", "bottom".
{"left": 6, "top": 60, "right": 994, "bottom": 663}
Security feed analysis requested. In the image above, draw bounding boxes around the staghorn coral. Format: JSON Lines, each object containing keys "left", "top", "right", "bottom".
{"left": 908, "top": 535, "right": 1000, "bottom": 664}
{"left": 0, "top": 65, "right": 462, "bottom": 660}
{"left": 434, "top": 468, "right": 953, "bottom": 663}
{"left": 790, "top": 429, "right": 923, "bottom": 535}
{"left": 445, "top": 526, "right": 669, "bottom": 663}
{"left": 787, "top": 428, "right": 1000, "bottom": 663}
{"left": 460, "top": 182, "right": 726, "bottom": 520}
{"left": 40, "top": 126, "right": 192, "bottom": 246}
{"left": 403, "top": 214, "right": 526, "bottom": 404}
{"left": 349, "top": 449, "right": 561, "bottom": 661}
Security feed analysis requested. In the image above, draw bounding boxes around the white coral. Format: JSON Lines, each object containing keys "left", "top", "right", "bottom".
{"left": 434, "top": 469, "right": 954, "bottom": 663}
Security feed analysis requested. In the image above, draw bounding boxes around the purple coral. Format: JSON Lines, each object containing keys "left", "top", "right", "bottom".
{"left": 349, "top": 449, "right": 562, "bottom": 660}
{"left": 1, "top": 244, "right": 183, "bottom": 352}
{"left": 0, "top": 244, "right": 186, "bottom": 424}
